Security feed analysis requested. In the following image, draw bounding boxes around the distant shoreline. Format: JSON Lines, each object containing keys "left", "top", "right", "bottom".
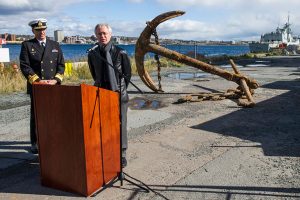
{"left": 3, "top": 44, "right": 251, "bottom": 61}
{"left": 3, "top": 42, "right": 249, "bottom": 46}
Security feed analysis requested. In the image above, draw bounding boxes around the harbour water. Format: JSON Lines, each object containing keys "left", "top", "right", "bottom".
{"left": 3, "top": 44, "right": 250, "bottom": 61}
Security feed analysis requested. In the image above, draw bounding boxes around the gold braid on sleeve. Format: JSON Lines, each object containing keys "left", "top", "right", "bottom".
{"left": 28, "top": 74, "right": 39, "bottom": 84}
{"left": 55, "top": 73, "right": 63, "bottom": 82}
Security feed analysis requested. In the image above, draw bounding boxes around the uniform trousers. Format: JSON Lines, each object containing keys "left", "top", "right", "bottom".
{"left": 121, "top": 101, "right": 128, "bottom": 157}
{"left": 30, "top": 94, "right": 37, "bottom": 146}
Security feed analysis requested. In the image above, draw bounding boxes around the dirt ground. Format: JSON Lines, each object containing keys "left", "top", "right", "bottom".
{"left": 0, "top": 56, "right": 299, "bottom": 199}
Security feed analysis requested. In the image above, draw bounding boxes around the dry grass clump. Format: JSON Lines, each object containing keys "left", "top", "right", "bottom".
{"left": 64, "top": 62, "right": 93, "bottom": 84}
{"left": 0, "top": 64, "right": 26, "bottom": 94}
{"left": 130, "top": 56, "right": 184, "bottom": 74}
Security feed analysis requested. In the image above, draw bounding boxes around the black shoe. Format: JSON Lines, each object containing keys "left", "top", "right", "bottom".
{"left": 122, "top": 157, "right": 127, "bottom": 168}
{"left": 30, "top": 144, "right": 38, "bottom": 154}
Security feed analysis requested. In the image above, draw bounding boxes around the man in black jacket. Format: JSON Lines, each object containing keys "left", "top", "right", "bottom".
{"left": 20, "top": 18, "right": 65, "bottom": 154}
{"left": 88, "top": 23, "right": 131, "bottom": 168}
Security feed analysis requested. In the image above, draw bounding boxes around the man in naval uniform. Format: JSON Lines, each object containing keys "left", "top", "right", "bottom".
{"left": 20, "top": 18, "right": 65, "bottom": 154}
{"left": 88, "top": 24, "right": 131, "bottom": 168}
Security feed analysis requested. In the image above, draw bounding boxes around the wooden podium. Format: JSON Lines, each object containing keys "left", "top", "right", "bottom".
{"left": 33, "top": 84, "right": 121, "bottom": 196}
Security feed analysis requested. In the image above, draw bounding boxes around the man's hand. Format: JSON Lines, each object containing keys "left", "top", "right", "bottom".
{"left": 33, "top": 80, "right": 47, "bottom": 85}
{"left": 37, "top": 80, "right": 58, "bottom": 85}
{"left": 47, "top": 80, "right": 58, "bottom": 85}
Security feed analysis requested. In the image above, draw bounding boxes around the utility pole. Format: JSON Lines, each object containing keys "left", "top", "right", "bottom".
{"left": 194, "top": 41, "right": 197, "bottom": 59}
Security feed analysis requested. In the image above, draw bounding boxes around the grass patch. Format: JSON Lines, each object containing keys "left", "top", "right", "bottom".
{"left": 0, "top": 65, "right": 26, "bottom": 94}
{"left": 64, "top": 62, "right": 93, "bottom": 85}
{"left": 0, "top": 57, "right": 185, "bottom": 94}
{"left": 130, "top": 56, "right": 184, "bottom": 74}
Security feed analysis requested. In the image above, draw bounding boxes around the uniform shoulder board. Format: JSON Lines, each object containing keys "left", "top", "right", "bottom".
{"left": 120, "top": 49, "right": 127, "bottom": 54}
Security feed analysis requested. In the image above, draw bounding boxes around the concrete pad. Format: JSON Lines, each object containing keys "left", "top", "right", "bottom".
{"left": 0, "top": 59, "right": 300, "bottom": 199}
{"left": 127, "top": 109, "right": 171, "bottom": 130}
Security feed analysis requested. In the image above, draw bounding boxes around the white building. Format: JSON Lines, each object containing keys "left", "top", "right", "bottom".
{"left": 54, "top": 30, "right": 64, "bottom": 43}
{"left": 112, "top": 36, "right": 121, "bottom": 44}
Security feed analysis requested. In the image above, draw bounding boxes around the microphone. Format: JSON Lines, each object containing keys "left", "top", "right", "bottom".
{"left": 86, "top": 43, "right": 99, "bottom": 53}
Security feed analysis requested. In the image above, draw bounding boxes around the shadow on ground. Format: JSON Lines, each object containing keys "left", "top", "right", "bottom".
{"left": 0, "top": 158, "right": 81, "bottom": 197}
{"left": 0, "top": 141, "right": 30, "bottom": 150}
{"left": 0, "top": 141, "right": 80, "bottom": 197}
{"left": 213, "top": 57, "right": 300, "bottom": 68}
{"left": 191, "top": 79, "right": 300, "bottom": 157}
{"left": 147, "top": 184, "right": 300, "bottom": 200}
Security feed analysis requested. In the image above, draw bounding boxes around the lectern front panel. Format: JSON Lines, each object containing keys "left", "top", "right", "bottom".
{"left": 33, "top": 84, "right": 121, "bottom": 196}
{"left": 34, "top": 85, "right": 87, "bottom": 195}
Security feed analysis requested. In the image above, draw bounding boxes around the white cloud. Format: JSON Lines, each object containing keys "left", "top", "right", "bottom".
{"left": 156, "top": 0, "right": 300, "bottom": 9}
{"left": 1, "top": 0, "right": 300, "bottom": 41}
{"left": 61, "top": 23, "right": 93, "bottom": 36}
{"left": 0, "top": 11, "right": 50, "bottom": 35}
{"left": 0, "top": 0, "right": 106, "bottom": 36}
{"left": 157, "top": 19, "right": 225, "bottom": 40}
{"left": 0, "top": 0, "right": 50, "bottom": 14}
{"left": 154, "top": 0, "right": 300, "bottom": 41}
{"left": 105, "top": 21, "right": 145, "bottom": 37}
{"left": 0, "top": 0, "right": 105, "bottom": 14}
{"left": 151, "top": 10, "right": 300, "bottom": 41}
{"left": 127, "top": 0, "right": 144, "bottom": 3}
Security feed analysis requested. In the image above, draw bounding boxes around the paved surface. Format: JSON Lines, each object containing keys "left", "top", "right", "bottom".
{"left": 0, "top": 57, "right": 299, "bottom": 199}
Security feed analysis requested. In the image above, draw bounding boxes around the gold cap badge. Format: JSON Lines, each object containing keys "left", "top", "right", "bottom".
{"left": 38, "top": 21, "right": 42, "bottom": 27}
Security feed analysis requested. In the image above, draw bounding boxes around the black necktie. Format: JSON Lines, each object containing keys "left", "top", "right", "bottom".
{"left": 41, "top": 42, "right": 45, "bottom": 49}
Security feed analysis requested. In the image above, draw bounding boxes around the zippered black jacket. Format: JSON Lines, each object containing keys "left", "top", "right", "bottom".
{"left": 88, "top": 43, "right": 132, "bottom": 102}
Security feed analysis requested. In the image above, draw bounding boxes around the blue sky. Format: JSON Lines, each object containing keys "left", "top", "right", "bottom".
{"left": 1, "top": 0, "right": 300, "bottom": 41}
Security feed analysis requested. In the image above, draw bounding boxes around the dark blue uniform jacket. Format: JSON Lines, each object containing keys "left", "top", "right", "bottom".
{"left": 20, "top": 38, "right": 65, "bottom": 94}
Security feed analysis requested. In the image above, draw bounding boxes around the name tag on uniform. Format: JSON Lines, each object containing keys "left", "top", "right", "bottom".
{"left": 52, "top": 49, "right": 58, "bottom": 53}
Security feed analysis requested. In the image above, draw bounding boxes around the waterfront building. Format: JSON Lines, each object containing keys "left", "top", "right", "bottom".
{"left": 0, "top": 33, "right": 16, "bottom": 41}
{"left": 63, "top": 35, "right": 87, "bottom": 44}
{"left": 63, "top": 36, "right": 76, "bottom": 44}
{"left": 75, "top": 38, "right": 86, "bottom": 44}
{"left": 54, "top": 30, "right": 64, "bottom": 43}
{"left": 112, "top": 36, "right": 121, "bottom": 44}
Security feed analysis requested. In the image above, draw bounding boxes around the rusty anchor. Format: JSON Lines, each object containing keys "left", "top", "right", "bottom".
{"left": 135, "top": 10, "right": 259, "bottom": 107}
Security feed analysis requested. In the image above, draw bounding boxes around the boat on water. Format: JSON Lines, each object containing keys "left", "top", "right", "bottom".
{"left": 249, "top": 15, "right": 300, "bottom": 53}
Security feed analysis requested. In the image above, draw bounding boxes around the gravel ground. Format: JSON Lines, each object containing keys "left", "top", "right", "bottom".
{"left": 0, "top": 56, "right": 299, "bottom": 199}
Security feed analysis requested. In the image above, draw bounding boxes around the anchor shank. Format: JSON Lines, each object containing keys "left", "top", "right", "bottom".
{"left": 147, "top": 43, "right": 254, "bottom": 86}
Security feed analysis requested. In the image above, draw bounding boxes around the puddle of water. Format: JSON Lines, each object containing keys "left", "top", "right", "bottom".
{"left": 256, "top": 60, "right": 270, "bottom": 63}
{"left": 129, "top": 97, "right": 164, "bottom": 110}
{"left": 246, "top": 64, "right": 270, "bottom": 67}
{"left": 220, "top": 64, "right": 244, "bottom": 68}
{"left": 166, "top": 72, "right": 208, "bottom": 80}
{"left": 241, "top": 69, "right": 258, "bottom": 71}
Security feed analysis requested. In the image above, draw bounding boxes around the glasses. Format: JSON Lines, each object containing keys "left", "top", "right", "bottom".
{"left": 97, "top": 32, "right": 109, "bottom": 36}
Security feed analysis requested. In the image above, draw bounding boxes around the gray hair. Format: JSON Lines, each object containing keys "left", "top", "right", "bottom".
{"left": 94, "top": 23, "right": 112, "bottom": 35}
